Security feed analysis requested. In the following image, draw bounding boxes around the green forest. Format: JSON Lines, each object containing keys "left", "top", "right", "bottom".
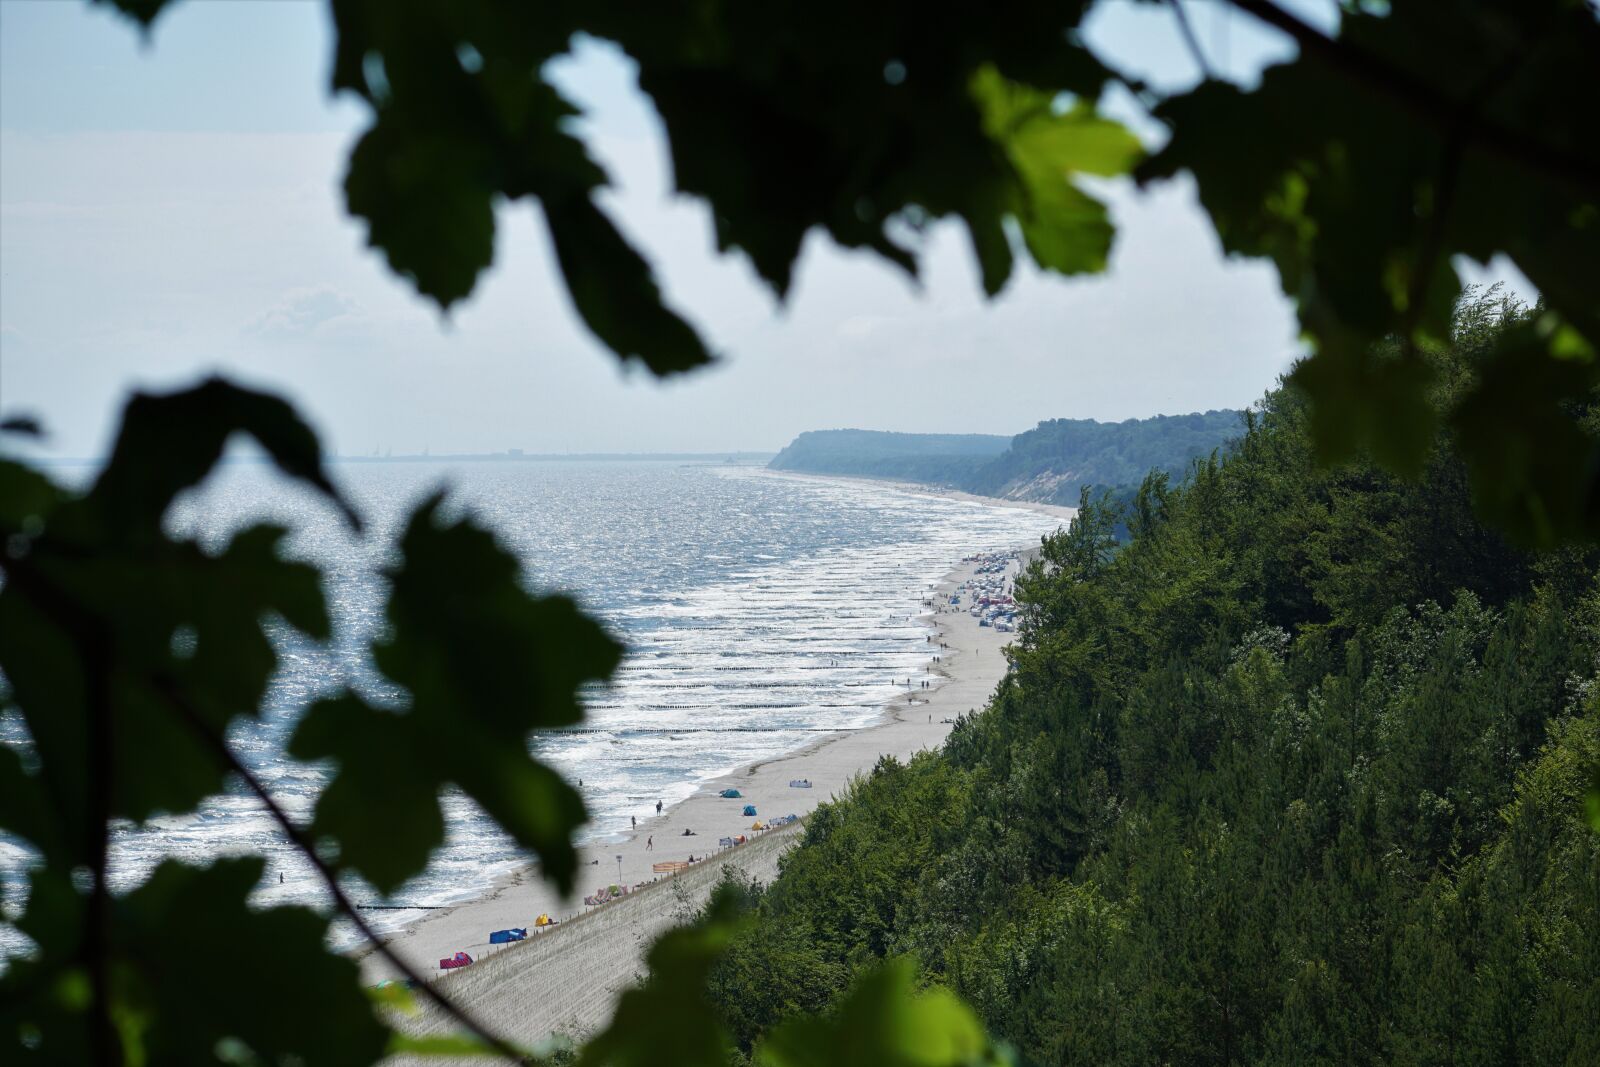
{"left": 768, "top": 412, "right": 1240, "bottom": 504}
{"left": 966, "top": 412, "right": 1242, "bottom": 504}
{"left": 697, "top": 294, "right": 1600, "bottom": 1065}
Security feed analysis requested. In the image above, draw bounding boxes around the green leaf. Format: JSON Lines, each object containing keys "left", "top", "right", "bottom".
{"left": 0, "top": 457, "right": 65, "bottom": 531}
{"left": 544, "top": 195, "right": 715, "bottom": 376}
{"left": 290, "top": 694, "right": 450, "bottom": 894}
{"left": 972, "top": 66, "right": 1140, "bottom": 286}
{"left": 0, "top": 860, "right": 390, "bottom": 1064}
{"left": 91, "top": 0, "right": 174, "bottom": 28}
{"left": 1450, "top": 321, "right": 1600, "bottom": 547}
{"left": 1138, "top": 1, "right": 1600, "bottom": 497}
{"left": 1, "top": 521, "right": 332, "bottom": 832}
{"left": 292, "top": 494, "right": 622, "bottom": 895}
{"left": 578, "top": 890, "right": 743, "bottom": 1067}
{"left": 616, "top": 3, "right": 1111, "bottom": 300}
{"left": 756, "top": 959, "right": 1002, "bottom": 1067}
{"left": 344, "top": 118, "right": 499, "bottom": 310}
{"left": 91, "top": 376, "right": 357, "bottom": 536}
{"left": 0, "top": 746, "right": 66, "bottom": 867}
{"left": 1287, "top": 341, "right": 1439, "bottom": 474}
{"left": 0, "top": 381, "right": 344, "bottom": 849}
{"left": 118, "top": 859, "right": 390, "bottom": 1065}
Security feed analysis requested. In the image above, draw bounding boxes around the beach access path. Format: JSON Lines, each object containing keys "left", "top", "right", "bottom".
{"left": 370, "top": 535, "right": 1066, "bottom": 1051}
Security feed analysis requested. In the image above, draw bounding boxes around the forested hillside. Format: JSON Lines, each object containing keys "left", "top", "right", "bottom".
{"left": 769, "top": 412, "right": 1241, "bottom": 504}
{"left": 967, "top": 411, "right": 1241, "bottom": 504}
{"left": 767, "top": 429, "right": 1012, "bottom": 485}
{"left": 700, "top": 296, "right": 1600, "bottom": 1065}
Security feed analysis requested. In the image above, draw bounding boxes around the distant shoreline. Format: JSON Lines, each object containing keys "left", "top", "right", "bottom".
{"left": 26, "top": 451, "right": 778, "bottom": 467}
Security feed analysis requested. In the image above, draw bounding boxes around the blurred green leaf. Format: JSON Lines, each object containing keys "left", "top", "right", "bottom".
{"left": 344, "top": 117, "right": 499, "bottom": 311}
{"left": 0, "top": 457, "right": 65, "bottom": 529}
{"left": 623, "top": 2, "right": 1112, "bottom": 302}
{"left": 578, "top": 891, "right": 743, "bottom": 1067}
{"left": 972, "top": 66, "right": 1140, "bottom": 289}
{"left": 1450, "top": 320, "right": 1600, "bottom": 546}
{"left": 757, "top": 959, "right": 1002, "bottom": 1067}
{"left": 293, "top": 494, "right": 622, "bottom": 894}
{"left": 92, "top": 0, "right": 172, "bottom": 27}
{"left": 544, "top": 195, "right": 715, "bottom": 376}
{"left": 1286, "top": 341, "right": 1439, "bottom": 474}
{"left": 0, "top": 746, "right": 63, "bottom": 866}
{"left": 331, "top": 0, "right": 711, "bottom": 373}
{"left": 1, "top": 860, "right": 389, "bottom": 1064}
{"left": 91, "top": 376, "right": 356, "bottom": 535}
{"left": 117, "top": 859, "right": 390, "bottom": 1065}
{"left": 0, "top": 380, "right": 345, "bottom": 849}
{"left": 0, "top": 520, "right": 330, "bottom": 832}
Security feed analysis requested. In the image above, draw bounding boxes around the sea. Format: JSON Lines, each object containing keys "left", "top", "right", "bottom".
{"left": 0, "top": 460, "right": 1062, "bottom": 947}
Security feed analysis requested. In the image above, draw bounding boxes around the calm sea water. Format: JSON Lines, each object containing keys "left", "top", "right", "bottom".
{"left": 1, "top": 460, "right": 1060, "bottom": 944}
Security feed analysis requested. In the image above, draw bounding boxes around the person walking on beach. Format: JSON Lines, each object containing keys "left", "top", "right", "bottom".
{"left": 646, "top": 836, "right": 653, "bottom": 851}
{"left": 655, "top": 799, "right": 663, "bottom": 815}
{"left": 631, "top": 815, "right": 637, "bottom": 831}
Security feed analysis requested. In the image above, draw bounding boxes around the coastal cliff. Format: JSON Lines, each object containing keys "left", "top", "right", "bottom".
{"left": 769, "top": 410, "right": 1241, "bottom": 504}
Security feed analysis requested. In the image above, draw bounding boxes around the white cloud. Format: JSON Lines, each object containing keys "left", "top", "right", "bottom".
{"left": 246, "top": 287, "right": 364, "bottom": 342}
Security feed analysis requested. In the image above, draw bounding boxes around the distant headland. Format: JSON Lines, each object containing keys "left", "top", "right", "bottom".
{"left": 768, "top": 412, "right": 1243, "bottom": 506}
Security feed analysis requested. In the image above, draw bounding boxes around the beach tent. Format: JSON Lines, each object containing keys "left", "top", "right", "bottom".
{"left": 439, "top": 952, "right": 473, "bottom": 970}
{"left": 535, "top": 914, "right": 554, "bottom": 927}
{"left": 742, "top": 804, "right": 757, "bottom": 816}
{"left": 489, "top": 928, "right": 526, "bottom": 945}
{"left": 719, "top": 788, "right": 743, "bottom": 798}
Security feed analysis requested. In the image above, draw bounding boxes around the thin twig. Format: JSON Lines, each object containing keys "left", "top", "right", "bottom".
{"left": 158, "top": 680, "right": 531, "bottom": 1066}
{"left": 1167, "top": 0, "right": 1216, "bottom": 82}
{"left": 1224, "top": 0, "right": 1600, "bottom": 195}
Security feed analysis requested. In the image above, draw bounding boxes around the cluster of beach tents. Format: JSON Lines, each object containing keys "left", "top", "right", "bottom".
{"left": 435, "top": 914, "right": 560, "bottom": 970}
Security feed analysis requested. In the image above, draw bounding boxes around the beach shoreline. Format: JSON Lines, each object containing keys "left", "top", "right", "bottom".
{"left": 361, "top": 538, "right": 1046, "bottom": 1043}
{"left": 359, "top": 473, "right": 1078, "bottom": 1046}
{"left": 358, "top": 547, "right": 1017, "bottom": 979}
{"left": 760, "top": 467, "right": 1078, "bottom": 523}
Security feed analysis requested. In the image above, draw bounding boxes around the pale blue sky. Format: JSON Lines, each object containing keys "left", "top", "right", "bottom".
{"left": 0, "top": 0, "right": 1530, "bottom": 457}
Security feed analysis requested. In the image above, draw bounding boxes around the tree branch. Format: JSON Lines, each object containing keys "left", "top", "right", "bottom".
{"left": 158, "top": 680, "right": 533, "bottom": 1066}
{"left": 1224, "top": 0, "right": 1600, "bottom": 195}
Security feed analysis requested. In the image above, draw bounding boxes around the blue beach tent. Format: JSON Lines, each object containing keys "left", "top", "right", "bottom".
{"left": 719, "top": 788, "right": 743, "bottom": 798}
{"left": 489, "top": 928, "right": 527, "bottom": 944}
{"left": 742, "top": 805, "right": 757, "bottom": 817}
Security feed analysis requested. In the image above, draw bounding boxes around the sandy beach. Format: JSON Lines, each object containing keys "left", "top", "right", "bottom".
{"left": 368, "top": 485, "right": 1074, "bottom": 1048}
